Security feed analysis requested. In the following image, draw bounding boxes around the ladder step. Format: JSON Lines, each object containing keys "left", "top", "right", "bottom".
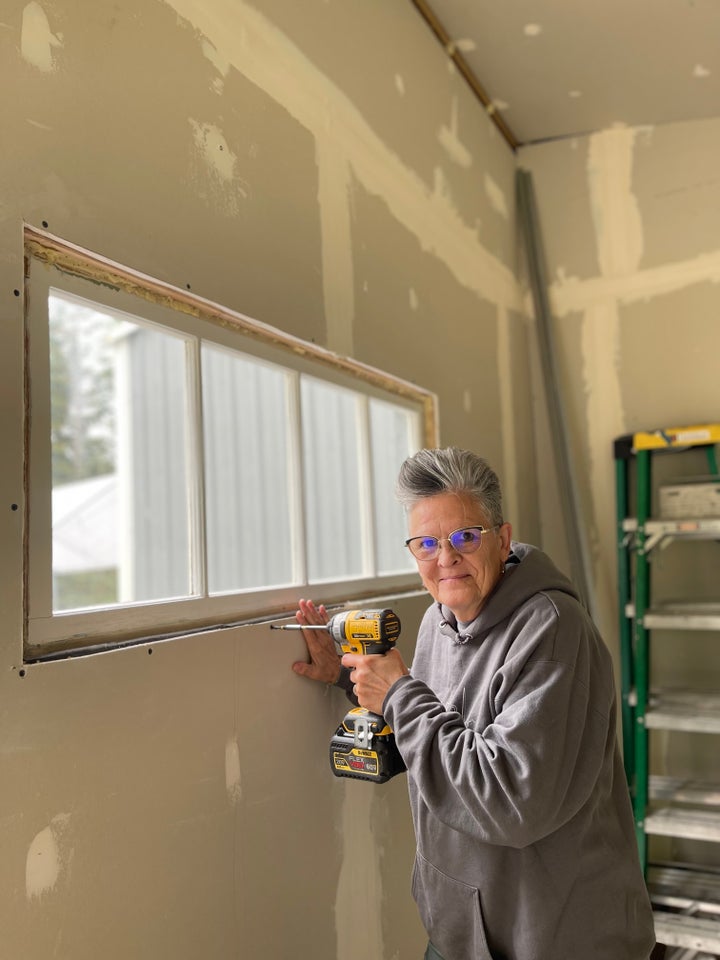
{"left": 652, "top": 911, "right": 720, "bottom": 952}
{"left": 644, "top": 601, "right": 720, "bottom": 630}
{"left": 645, "top": 807, "right": 720, "bottom": 842}
{"left": 646, "top": 691, "right": 720, "bottom": 733}
{"left": 649, "top": 864, "right": 720, "bottom": 914}
{"left": 650, "top": 776, "right": 720, "bottom": 807}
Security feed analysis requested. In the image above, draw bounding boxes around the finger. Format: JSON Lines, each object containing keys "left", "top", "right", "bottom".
{"left": 296, "top": 599, "right": 328, "bottom": 626}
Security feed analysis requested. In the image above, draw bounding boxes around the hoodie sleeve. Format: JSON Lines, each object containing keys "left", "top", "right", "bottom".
{"left": 383, "top": 592, "right": 615, "bottom": 849}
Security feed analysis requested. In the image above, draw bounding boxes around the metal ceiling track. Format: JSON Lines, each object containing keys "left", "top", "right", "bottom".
{"left": 410, "top": 0, "right": 520, "bottom": 151}
{"left": 516, "top": 169, "right": 596, "bottom": 620}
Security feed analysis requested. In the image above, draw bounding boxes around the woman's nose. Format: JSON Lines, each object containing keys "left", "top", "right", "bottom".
{"left": 436, "top": 540, "right": 461, "bottom": 564}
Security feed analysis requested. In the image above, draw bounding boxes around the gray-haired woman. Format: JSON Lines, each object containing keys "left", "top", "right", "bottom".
{"left": 293, "top": 447, "right": 659, "bottom": 960}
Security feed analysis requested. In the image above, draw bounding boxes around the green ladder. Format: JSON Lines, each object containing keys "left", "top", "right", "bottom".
{"left": 615, "top": 423, "right": 720, "bottom": 955}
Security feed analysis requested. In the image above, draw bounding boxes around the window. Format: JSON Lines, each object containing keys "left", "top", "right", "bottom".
{"left": 24, "top": 229, "right": 436, "bottom": 657}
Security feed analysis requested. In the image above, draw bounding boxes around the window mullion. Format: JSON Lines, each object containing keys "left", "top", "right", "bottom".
{"left": 357, "top": 395, "right": 376, "bottom": 577}
{"left": 287, "top": 370, "right": 307, "bottom": 585}
{"left": 186, "top": 338, "right": 208, "bottom": 598}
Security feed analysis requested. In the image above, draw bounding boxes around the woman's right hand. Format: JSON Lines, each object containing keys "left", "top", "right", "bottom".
{"left": 291, "top": 599, "right": 341, "bottom": 685}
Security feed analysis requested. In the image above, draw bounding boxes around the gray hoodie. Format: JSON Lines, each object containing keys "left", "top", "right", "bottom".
{"left": 382, "top": 542, "right": 655, "bottom": 960}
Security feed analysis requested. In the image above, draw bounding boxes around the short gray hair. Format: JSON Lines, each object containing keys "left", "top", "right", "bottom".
{"left": 395, "top": 447, "right": 504, "bottom": 525}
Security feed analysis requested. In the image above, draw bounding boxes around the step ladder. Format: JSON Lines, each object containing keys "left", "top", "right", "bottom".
{"left": 615, "top": 424, "right": 720, "bottom": 957}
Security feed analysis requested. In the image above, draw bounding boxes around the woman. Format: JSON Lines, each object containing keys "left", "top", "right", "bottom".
{"left": 293, "top": 447, "right": 658, "bottom": 960}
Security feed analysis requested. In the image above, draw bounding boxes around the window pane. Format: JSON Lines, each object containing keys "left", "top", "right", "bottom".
{"left": 301, "top": 377, "right": 363, "bottom": 582}
{"left": 49, "top": 292, "right": 192, "bottom": 610}
{"left": 370, "top": 399, "right": 418, "bottom": 574}
{"left": 202, "top": 344, "right": 294, "bottom": 592}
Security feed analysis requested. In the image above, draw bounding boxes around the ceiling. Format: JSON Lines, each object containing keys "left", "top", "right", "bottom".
{"left": 414, "top": 0, "right": 720, "bottom": 148}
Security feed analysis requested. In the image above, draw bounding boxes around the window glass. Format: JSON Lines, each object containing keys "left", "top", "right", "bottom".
{"left": 301, "top": 376, "right": 364, "bottom": 582}
{"left": 49, "top": 291, "right": 192, "bottom": 610}
{"left": 370, "top": 398, "right": 418, "bottom": 575}
{"left": 202, "top": 343, "right": 295, "bottom": 593}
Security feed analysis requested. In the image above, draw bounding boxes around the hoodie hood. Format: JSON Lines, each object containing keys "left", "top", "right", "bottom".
{"left": 437, "top": 541, "right": 581, "bottom": 642}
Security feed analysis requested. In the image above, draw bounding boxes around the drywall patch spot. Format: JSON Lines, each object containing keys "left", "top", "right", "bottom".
{"left": 438, "top": 98, "right": 472, "bottom": 169}
{"left": 394, "top": 73, "right": 405, "bottom": 96}
{"left": 202, "top": 37, "right": 230, "bottom": 77}
{"left": 225, "top": 738, "right": 242, "bottom": 805}
{"left": 484, "top": 174, "right": 509, "bottom": 220}
{"left": 21, "top": 2, "right": 62, "bottom": 72}
{"left": 189, "top": 120, "right": 237, "bottom": 182}
{"left": 455, "top": 38, "right": 476, "bottom": 53}
{"left": 26, "top": 814, "right": 71, "bottom": 900}
{"left": 188, "top": 119, "right": 248, "bottom": 215}
{"left": 693, "top": 63, "right": 710, "bottom": 78}
{"left": 433, "top": 166, "right": 450, "bottom": 203}
{"left": 524, "top": 23, "right": 542, "bottom": 37}
{"left": 463, "top": 389, "right": 472, "bottom": 413}
{"left": 587, "top": 125, "right": 644, "bottom": 276}
{"left": 569, "top": 90, "right": 582, "bottom": 99}
{"left": 409, "top": 287, "right": 419, "bottom": 311}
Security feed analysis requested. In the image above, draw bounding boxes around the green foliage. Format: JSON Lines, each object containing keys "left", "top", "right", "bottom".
{"left": 49, "top": 296, "right": 117, "bottom": 485}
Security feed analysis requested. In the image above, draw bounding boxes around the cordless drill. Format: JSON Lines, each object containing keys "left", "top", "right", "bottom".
{"left": 272, "top": 608, "right": 406, "bottom": 783}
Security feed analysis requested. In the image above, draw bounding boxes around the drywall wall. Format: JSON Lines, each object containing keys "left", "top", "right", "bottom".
{"left": 1, "top": 2, "right": 524, "bottom": 957}
{"left": 520, "top": 118, "right": 720, "bottom": 865}
{"left": 520, "top": 118, "right": 720, "bottom": 630}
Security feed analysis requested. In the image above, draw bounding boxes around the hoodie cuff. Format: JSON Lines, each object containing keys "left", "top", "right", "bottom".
{"left": 334, "top": 664, "right": 354, "bottom": 693}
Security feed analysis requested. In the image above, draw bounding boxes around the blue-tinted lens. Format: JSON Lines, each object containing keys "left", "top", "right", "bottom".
{"left": 418, "top": 537, "right": 439, "bottom": 553}
{"left": 448, "top": 527, "right": 483, "bottom": 552}
{"left": 406, "top": 536, "right": 439, "bottom": 558}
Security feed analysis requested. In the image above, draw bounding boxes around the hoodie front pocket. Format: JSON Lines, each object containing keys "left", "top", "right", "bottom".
{"left": 412, "top": 852, "right": 494, "bottom": 960}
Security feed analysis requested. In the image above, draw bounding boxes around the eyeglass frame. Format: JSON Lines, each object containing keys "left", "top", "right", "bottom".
{"left": 404, "top": 524, "right": 500, "bottom": 561}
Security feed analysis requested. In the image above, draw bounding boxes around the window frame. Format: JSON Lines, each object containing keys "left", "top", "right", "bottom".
{"left": 23, "top": 226, "right": 437, "bottom": 658}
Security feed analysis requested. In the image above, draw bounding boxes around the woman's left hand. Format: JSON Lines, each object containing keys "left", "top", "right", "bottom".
{"left": 342, "top": 648, "right": 409, "bottom": 715}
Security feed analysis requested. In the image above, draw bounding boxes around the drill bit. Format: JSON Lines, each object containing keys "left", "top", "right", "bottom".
{"left": 270, "top": 623, "right": 329, "bottom": 630}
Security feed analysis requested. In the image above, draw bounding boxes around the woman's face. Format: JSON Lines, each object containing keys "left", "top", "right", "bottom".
{"left": 407, "top": 491, "right": 512, "bottom": 623}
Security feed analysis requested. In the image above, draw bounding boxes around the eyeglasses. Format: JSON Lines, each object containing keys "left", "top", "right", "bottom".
{"left": 405, "top": 525, "right": 498, "bottom": 561}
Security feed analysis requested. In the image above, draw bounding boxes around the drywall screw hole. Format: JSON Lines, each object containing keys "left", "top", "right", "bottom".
{"left": 186, "top": 283, "right": 191, "bottom": 289}
{"left": 13, "top": 289, "right": 20, "bottom": 297}
{"left": 42, "top": 220, "right": 48, "bottom": 228}
{"left": 147, "top": 647, "right": 153, "bottom": 655}
{"left": 19, "top": 669, "right": 26, "bottom": 678}
{"left": 11, "top": 503, "right": 18, "bottom": 511}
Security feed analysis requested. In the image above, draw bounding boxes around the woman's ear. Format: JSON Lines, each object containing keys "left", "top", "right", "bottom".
{"left": 498, "top": 521, "right": 513, "bottom": 561}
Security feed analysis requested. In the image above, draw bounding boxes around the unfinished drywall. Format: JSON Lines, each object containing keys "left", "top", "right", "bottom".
{"left": 520, "top": 119, "right": 720, "bottom": 636}
{"left": 1, "top": 2, "right": 524, "bottom": 958}
{"left": 520, "top": 117, "right": 720, "bottom": 866}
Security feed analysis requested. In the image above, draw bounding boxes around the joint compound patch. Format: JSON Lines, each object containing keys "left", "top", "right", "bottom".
{"left": 188, "top": 119, "right": 248, "bottom": 215}
{"left": 21, "top": 2, "right": 63, "bottom": 72}
{"left": 587, "top": 126, "right": 643, "bottom": 277}
{"left": 26, "top": 814, "right": 72, "bottom": 900}
{"left": 484, "top": 174, "right": 509, "bottom": 220}
{"left": 225, "top": 738, "right": 242, "bottom": 805}
{"left": 438, "top": 98, "right": 472, "bottom": 169}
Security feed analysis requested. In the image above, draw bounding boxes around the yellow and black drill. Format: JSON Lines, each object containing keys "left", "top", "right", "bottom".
{"left": 272, "top": 608, "right": 406, "bottom": 783}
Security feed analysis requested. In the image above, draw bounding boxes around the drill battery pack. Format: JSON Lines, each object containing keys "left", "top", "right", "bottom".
{"left": 329, "top": 707, "right": 406, "bottom": 784}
